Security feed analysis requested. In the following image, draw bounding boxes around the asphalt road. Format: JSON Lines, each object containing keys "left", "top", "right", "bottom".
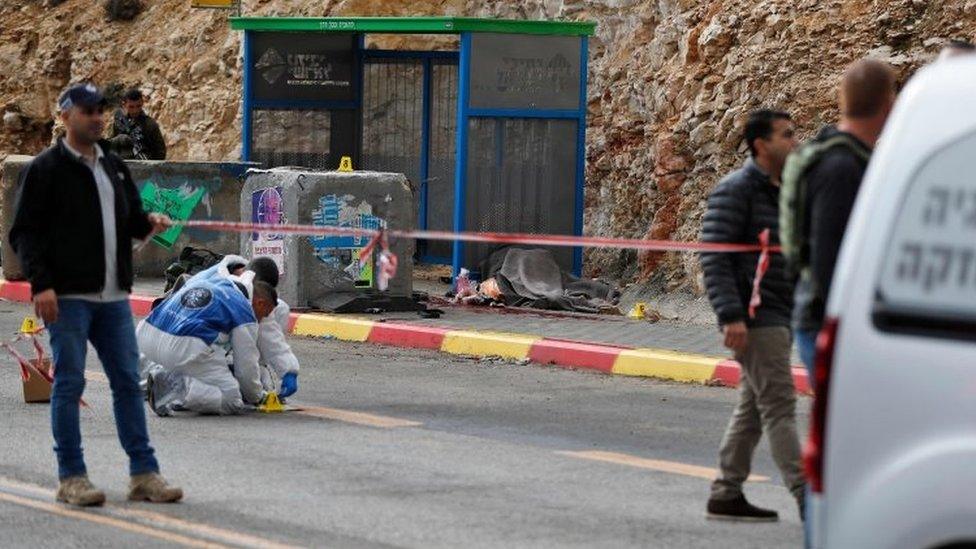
{"left": 0, "top": 300, "right": 807, "bottom": 548}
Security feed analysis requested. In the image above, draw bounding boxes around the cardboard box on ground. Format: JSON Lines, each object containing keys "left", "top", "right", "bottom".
{"left": 23, "top": 358, "right": 52, "bottom": 403}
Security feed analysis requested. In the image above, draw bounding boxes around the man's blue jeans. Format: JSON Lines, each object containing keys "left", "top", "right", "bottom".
{"left": 795, "top": 328, "right": 818, "bottom": 548}
{"left": 796, "top": 329, "right": 818, "bottom": 392}
{"left": 47, "top": 299, "right": 159, "bottom": 479}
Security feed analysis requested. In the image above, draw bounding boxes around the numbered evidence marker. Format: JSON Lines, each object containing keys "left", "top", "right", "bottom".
{"left": 20, "top": 316, "right": 39, "bottom": 334}
{"left": 338, "top": 156, "right": 354, "bottom": 172}
{"left": 627, "top": 302, "right": 647, "bottom": 320}
{"left": 257, "top": 392, "right": 285, "bottom": 413}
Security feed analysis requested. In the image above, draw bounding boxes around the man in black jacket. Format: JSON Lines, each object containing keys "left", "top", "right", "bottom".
{"left": 792, "top": 60, "right": 895, "bottom": 378}
{"left": 700, "top": 109, "right": 804, "bottom": 521}
{"left": 10, "top": 83, "right": 182, "bottom": 506}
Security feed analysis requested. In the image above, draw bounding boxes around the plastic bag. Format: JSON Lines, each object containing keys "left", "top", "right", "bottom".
{"left": 453, "top": 268, "right": 478, "bottom": 302}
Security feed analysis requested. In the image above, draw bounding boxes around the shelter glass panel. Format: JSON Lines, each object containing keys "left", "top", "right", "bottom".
{"left": 468, "top": 34, "right": 582, "bottom": 111}
{"left": 251, "top": 109, "right": 331, "bottom": 170}
{"left": 251, "top": 109, "right": 357, "bottom": 170}
{"left": 361, "top": 58, "right": 424, "bottom": 198}
{"left": 464, "top": 117, "right": 578, "bottom": 271}
{"left": 427, "top": 61, "right": 458, "bottom": 260}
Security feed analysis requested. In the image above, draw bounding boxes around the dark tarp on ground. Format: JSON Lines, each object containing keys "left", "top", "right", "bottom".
{"left": 478, "top": 247, "right": 620, "bottom": 314}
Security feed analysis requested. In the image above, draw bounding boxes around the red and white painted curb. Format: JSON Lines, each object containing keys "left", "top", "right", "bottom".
{"left": 0, "top": 280, "right": 810, "bottom": 394}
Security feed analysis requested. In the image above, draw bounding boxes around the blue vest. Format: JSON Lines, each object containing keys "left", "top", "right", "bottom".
{"left": 146, "top": 276, "right": 256, "bottom": 345}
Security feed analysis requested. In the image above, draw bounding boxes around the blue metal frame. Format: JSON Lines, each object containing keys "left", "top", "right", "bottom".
{"left": 572, "top": 36, "right": 588, "bottom": 276}
{"left": 242, "top": 30, "right": 253, "bottom": 161}
{"left": 467, "top": 108, "right": 581, "bottom": 119}
{"left": 361, "top": 48, "right": 459, "bottom": 261}
{"left": 452, "top": 35, "right": 589, "bottom": 277}
{"left": 240, "top": 30, "right": 588, "bottom": 276}
{"left": 362, "top": 49, "right": 459, "bottom": 61}
{"left": 451, "top": 32, "right": 472, "bottom": 276}
{"left": 420, "top": 57, "right": 433, "bottom": 235}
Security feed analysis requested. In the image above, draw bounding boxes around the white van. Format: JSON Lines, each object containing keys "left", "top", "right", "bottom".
{"left": 806, "top": 57, "right": 976, "bottom": 548}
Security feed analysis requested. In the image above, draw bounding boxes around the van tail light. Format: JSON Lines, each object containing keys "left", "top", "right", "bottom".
{"left": 804, "top": 316, "right": 839, "bottom": 494}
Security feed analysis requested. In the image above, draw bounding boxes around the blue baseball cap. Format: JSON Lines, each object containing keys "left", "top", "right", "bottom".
{"left": 58, "top": 83, "right": 107, "bottom": 111}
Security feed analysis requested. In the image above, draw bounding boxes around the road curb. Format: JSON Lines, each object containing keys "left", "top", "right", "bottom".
{"left": 0, "top": 280, "right": 811, "bottom": 394}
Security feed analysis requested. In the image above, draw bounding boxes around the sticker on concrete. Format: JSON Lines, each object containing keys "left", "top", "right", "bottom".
{"left": 251, "top": 186, "right": 286, "bottom": 275}
{"left": 139, "top": 182, "right": 207, "bottom": 248}
{"left": 309, "top": 194, "right": 386, "bottom": 288}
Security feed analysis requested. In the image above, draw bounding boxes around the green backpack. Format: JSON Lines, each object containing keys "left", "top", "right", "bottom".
{"left": 779, "top": 134, "right": 871, "bottom": 271}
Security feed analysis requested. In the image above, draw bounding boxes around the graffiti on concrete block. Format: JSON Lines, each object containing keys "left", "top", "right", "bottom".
{"left": 309, "top": 194, "right": 386, "bottom": 288}
{"left": 139, "top": 182, "right": 207, "bottom": 249}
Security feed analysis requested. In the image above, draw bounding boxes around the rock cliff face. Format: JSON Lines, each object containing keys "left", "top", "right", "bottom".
{"left": 1, "top": 0, "right": 973, "bottom": 290}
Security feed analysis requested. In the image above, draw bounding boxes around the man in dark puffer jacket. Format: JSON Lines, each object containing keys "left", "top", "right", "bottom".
{"left": 700, "top": 110, "right": 806, "bottom": 522}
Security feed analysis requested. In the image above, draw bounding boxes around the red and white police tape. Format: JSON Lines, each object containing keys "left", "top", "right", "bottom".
{"left": 180, "top": 221, "right": 776, "bottom": 318}
{"left": 181, "top": 220, "right": 779, "bottom": 254}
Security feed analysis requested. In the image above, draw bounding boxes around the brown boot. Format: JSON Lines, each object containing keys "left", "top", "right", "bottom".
{"left": 56, "top": 475, "right": 106, "bottom": 507}
{"left": 128, "top": 472, "right": 183, "bottom": 503}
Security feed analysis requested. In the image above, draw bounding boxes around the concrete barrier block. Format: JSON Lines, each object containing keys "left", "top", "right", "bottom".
{"left": 241, "top": 168, "right": 415, "bottom": 308}
{"left": 128, "top": 161, "right": 254, "bottom": 277}
{"left": 1, "top": 156, "right": 254, "bottom": 283}
{"left": 0, "top": 155, "right": 33, "bottom": 281}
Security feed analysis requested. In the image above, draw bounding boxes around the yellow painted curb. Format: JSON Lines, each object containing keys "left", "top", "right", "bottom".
{"left": 612, "top": 348, "right": 720, "bottom": 383}
{"left": 441, "top": 330, "right": 540, "bottom": 360}
{"left": 291, "top": 314, "right": 375, "bottom": 342}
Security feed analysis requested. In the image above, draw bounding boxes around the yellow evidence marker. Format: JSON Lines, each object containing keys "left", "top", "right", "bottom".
{"left": 20, "top": 316, "right": 40, "bottom": 334}
{"left": 257, "top": 392, "right": 285, "bottom": 413}
{"left": 627, "top": 302, "right": 647, "bottom": 320}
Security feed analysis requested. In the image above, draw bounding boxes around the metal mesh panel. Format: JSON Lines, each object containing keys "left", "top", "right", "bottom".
{"left": 465, "top": 118, "right": 578, "bottom": 270}
{"left": 251, "top": 109, "right": 332, "bottom": 170}
{"left": 426, "top": 61, "right": 458, "bottom": 260}
{"left": 361, "top": 59, "right": 423, "bottom": 194}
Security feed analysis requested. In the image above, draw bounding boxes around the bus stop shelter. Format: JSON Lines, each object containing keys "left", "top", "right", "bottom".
{"left": 230, "top": 17, "right": 596, "bottom": 276}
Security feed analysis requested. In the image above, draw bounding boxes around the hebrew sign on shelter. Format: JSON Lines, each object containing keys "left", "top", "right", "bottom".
{"left": 468, "top": 34, "right": 582, "bottom": 110}
{"left": 251, "top": 32, "right": 357, "bottom": 102}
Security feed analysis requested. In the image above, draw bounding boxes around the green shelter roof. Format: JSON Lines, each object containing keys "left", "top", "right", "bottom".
{"left": 229, "top": 16, "right": 596, "bottom": 36}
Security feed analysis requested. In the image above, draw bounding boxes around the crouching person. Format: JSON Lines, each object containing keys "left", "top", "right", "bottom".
{"left": 139, "top": 255, "right": 252, "bottom": 391}
{"left": 136, "top": 272, "right": 278, "bottom": 416}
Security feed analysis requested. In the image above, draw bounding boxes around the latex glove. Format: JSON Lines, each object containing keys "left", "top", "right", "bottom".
{"left": 279, "top": 372, "right": 298, "bottom": 398}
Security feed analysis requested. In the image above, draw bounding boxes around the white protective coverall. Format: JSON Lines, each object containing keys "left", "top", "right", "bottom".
{"left": 257, "top": 299, "right": 300, "bottom": 392}
{"left": 149, "top": 255, "right": 300, "bottom": 394}
{"left": 136, "top": 272, "right": 266, "bottom": 415}
{"left": 195, "top": 255, "right": 300, "bottom": 394}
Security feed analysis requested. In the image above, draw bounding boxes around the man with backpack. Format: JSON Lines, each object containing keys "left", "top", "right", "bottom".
{"left": 780, "top": 59, "right": 897, "bottom": 382}
{"left": 701, "top": 109, "right": 804, "bottom": 522}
